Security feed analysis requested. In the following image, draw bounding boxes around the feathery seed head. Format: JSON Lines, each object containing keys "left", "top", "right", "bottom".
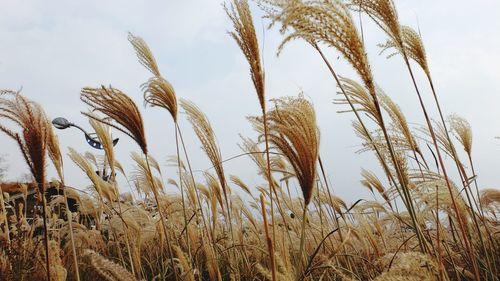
{"left": 128, "top": 32, "right": 161, "bottom": 77}
{"left": 142, "top": 76, "right": 178, "bottom": 122}
{"left": 449, "top": 114, "right": 472, "bottom": 155}
{"left": 351, "top": 0, "right": 402, "bottom": 48}
{"left": 226, "top": 0, "right": 266, "bottom": 110}
{"left": 379, "top": 25, "right": 430, "bottom": 77}
{"left": 263, "top": 0, "right": 375, "bottom": 92}
{"left": 81, "top": 86, "right": 148, "bottom": 154}
{"left": 0, "top": 92, "right": 48, "bottom": 190}
{"left": 264, "top": 95, "right": 319, "bottom": 206}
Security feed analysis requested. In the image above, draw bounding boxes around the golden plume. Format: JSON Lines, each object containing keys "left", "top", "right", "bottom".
{"left": 180, "top": 99, "right": 230, "bottom": 210}
{"left": 264, "top": 95, "right": 319, "bottom": 206}
{"left": 128, "top": 33, "right": 178, "bottom": 122}
{"left": 127, "top": 32, "right": 160, "bottom": 77}
{"left": 81, "top": 86, "right": 148, "bottom": 154}
{"left": 263, "top": 0, "right": 375, "bottom": 92}
{"left": 448, "top": 114, "right": 472, "bottom": 156}
{"left": 351, "top": 0, "right": 402, "bottom": 49}
{"left": 226, "top": 0, "right": 265, "bottom": 110}
{"left": 379, "top": 25, "right": 430, "bottom": 77}
{"left": 0, "top": 92, "right": 48, "bottom": 189}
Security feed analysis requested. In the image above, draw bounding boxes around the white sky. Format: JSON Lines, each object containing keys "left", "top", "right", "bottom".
{"left": 1, "top": 0, "right": 499, "bottom": 204}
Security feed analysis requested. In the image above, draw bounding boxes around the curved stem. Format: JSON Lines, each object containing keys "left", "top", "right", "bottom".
{"left": 403, "top": 56, "right": 478, "bottom": 279}
{"left": 175, "top": 123, "right": 192, "bottom": 261}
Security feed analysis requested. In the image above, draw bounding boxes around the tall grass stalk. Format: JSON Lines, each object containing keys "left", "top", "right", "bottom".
{"left": 259, "top": 193, "right": 276, "bottom": 281}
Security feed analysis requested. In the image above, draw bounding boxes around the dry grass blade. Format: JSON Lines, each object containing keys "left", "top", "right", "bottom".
{"left": 81, "top": 86, "right": 148, "bottom": 154}
{"left": 180, "top": 99, "right": 229, "bottom": 210}
{"left": 89, "top": 116, "right": 116, "bottom": 175}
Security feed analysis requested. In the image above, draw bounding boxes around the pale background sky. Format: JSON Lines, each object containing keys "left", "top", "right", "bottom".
{"left": 1, "top": 0, "right": 499, "bottom": 204}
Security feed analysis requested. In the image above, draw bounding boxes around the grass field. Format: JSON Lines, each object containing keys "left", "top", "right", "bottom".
{"left": 0, "top": 0, "right": 499, "bottom": 280}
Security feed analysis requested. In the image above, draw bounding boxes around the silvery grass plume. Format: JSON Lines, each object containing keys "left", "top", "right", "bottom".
{"left": 226, "top": 3, "right": 280, "bottom": 269}
{"left": 80, "top": 85, "right": 178, "bottom": 280}
{"left": 89, "top": 115, "right": 137, "bottom": 277}
{"left": 89, "top": 117, "right": 116, "bottom": 177}
{"left": 350, "top": 0, "right": 403, "bottom": 50}
{"left": 379, "top": 25, "right": 430, "bottom": 77}
{"left": 225, "top": 0, "right": 265, "bottom": 111}
{"left": 128, "top": 32, "right": 178, "bottom": 122}
{"left": 448, "top": 114, "right": 472, "bottom": 157}
{"left": 261, "top": 0, "right": 375, "bottom": 93}
{"left": 257, "top": 95, "right": 319, "bottom": 274}
{"left": 81, "top": 86, "right": 148, "bottom": 155}
{"left": 0, "top": 91, "right": 48, "bottom": 192}
{"left": 180, "top": 99, "right": 230, "bottom": 213}
{"left": 130, "top": 33, "right": 200, "bottom": 262}
{"left": 130, "top": 152, "right": 164, "bottom": 196}
{"left": 261, "top": 0, "right": 435, "bottom": 255}
{"left": 0, "top": 90, "right": 52, "bottom": 280}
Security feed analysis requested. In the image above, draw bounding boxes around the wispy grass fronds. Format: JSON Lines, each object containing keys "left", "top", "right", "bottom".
{"left": 0, "top": 91, "right": 52, "bottom": 280}
{"left": 351, "top": 0, "right": 402, "bottom": 50}
{"left": 265, "top": 96, "right": 319, "bottom": 206}
{"left": 264, "top": 0, "right": 375, "bottom": 93}
{"left": 130, "top": 152, "right": 163, "bottom": 196}
{"left": 81, "top": 86, "right": 148, "bottom": 154}
{"left": 361, "top": 169, "right": 391, "bottom": 207}
{"left": 448, "top": 114, "right": 472, "bottom": 156}
{"left": 89, "top": 116, "right": 116, "bottom": 176}
{"left": 127, "top": 33, "right": 161, "bottom": 77}
{"left": 68, "top": 148, "right": 117, "bottom": 203}
{"left": 379, "top": 25, "right": 430, "bottom": 77}
{"left": 180, "top": 99, "right": 230, "bottom": 213}
{"left": 225, "top": 0, "right": 265, "bottom": 110}
{"left": 129, "top": 33, "right": 178, "bottom": 122}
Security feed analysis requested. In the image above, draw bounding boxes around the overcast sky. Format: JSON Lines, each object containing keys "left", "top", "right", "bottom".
{"left": 1, "top": 0, "right": 499, "bottom": 203}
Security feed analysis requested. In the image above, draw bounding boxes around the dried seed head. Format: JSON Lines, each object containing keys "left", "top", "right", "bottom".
{"left": 81, "top": 86, "right": 148, "bottom": 154}
{"left": 264, "top": 95, "right": 319, "bottom": 206}
{"left": 263, "top": 0, "right": 375, "bottom": 92}
{"left": 128, "top": 32, "right": 161, "bottom": 77}
{"left": 448, "top": 114, "right": 473, "bottom": 155}
{"left": 226, "top": 0, "right": 266, "bottom": 110}
{"left": 0, "top": 92, "right": 48, "bottom": 191}
{"left": 379, "top": 25, "right": 430, "bottom": 77}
